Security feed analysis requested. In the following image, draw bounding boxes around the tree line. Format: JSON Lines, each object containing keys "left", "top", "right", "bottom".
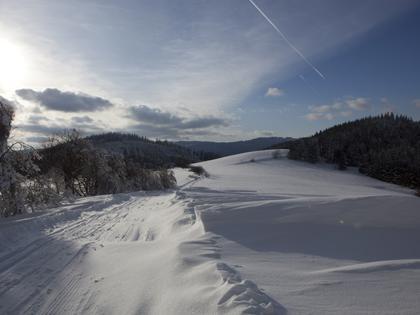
{"left": 0, "top": 100, "right": 176, "bottom": 217}
{"left": 274, "top": 113, "right": 420, "bottom": 190}
{"left": 87, "top": 132, "right": 219, "bottom": 169}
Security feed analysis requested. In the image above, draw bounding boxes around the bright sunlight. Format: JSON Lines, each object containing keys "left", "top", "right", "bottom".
{"left": 0, "top": 37, "right": 28, "bottom": 91}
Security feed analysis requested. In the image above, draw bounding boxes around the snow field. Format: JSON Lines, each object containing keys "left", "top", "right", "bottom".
{"left": 0, "top": 188, "right": 277, "bottom": 314}
{"left": 1, "top": 149, "right": 420, "bottom": 314}
{"left": 185, "top": 150, "right": 420, "bottom": 314}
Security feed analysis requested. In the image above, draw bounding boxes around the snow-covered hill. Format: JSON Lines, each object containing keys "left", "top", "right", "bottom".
{"left": 1, "top": 150, "right": 419, "bottom": 314}
{"left": 190, "top": 150, "right": 420, "bottom": 314}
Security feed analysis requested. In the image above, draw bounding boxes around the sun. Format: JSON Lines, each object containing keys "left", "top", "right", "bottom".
{"left": 0, "top": 38, "right": 28, "bottom": 91}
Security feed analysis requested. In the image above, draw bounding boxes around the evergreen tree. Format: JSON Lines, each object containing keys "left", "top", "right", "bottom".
{"left": 275, "top": 113, "right": 420, "bottom": 189}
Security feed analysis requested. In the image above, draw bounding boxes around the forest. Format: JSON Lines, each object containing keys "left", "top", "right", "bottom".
{"left": 273, "top": 113, "right": 420, "bottom": 190}
{"left": 87, "top": 132, "right": 219, "bottom": 168}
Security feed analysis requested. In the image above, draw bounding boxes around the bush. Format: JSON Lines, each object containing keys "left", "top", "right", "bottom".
{"left": 25, "top": 175, "right": 62, "bottom": 211}
{"left": 272, "top": 150, "right": 281, "bottom": 159}
{"left": 189, "top": 165, "right": 208, "bottom": 177}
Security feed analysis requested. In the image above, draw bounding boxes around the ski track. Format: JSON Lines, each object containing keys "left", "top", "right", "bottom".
{"left": 0, "top": 177, "right": 278, "bottom": 314}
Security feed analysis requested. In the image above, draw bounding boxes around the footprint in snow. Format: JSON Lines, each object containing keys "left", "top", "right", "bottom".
{"left": 94, "top": 277, "right": 104, "bottom": 283}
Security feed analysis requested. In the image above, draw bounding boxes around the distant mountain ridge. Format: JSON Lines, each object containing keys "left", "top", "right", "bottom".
{"left": 176, "top": 137, "right": 292, "bottom": 157}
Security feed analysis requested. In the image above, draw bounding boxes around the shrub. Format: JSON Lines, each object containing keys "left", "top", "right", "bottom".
{"left": 272, "top": 150, "right": 281, "bottom": 159}
{"left": 189, "top": 165, "right": 208, "bottom": 177}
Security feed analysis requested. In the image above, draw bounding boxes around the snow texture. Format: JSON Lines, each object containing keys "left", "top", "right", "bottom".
{"left": 1, "top": 149, "right": 420, "bottom": 314}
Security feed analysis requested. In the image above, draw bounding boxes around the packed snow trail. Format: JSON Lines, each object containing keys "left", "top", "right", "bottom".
{"left": 0, "top": 189, "right": 280, "bottom": 314}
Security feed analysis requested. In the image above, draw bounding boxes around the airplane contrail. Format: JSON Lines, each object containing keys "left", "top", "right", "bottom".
{"left": 248, "top": 0, "right": 325, "bottom": 79}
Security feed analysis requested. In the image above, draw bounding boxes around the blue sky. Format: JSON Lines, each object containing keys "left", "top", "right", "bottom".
{"left": 239, "top": 2, "right": 420, "bottom": 136}
{"left": 0, "top": 0, "right": 419, "bottom": 142}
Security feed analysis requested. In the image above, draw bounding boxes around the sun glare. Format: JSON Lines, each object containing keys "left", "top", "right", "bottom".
{"left": 0, "top": 38, "right": 28, "bottom": 91}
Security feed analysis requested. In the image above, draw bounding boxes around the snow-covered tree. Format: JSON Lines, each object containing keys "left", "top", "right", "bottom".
{"left": 1, "top": 109, "right": 177, "bottom": 217}
{"left": 0, "top": 99, "right": 34, "bottom": 216}
{"left": 0, "top": 98, "right": 56, "bottom": 216}
{"left": 0, "top": 98, "right": 18, "bottom": 216}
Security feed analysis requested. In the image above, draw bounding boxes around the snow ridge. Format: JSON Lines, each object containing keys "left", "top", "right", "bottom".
{"left": 216, "top": 262, "right": 285, "bottom": 314}
{"left": 0, "top": 174, "right": 282, "bottom": 314}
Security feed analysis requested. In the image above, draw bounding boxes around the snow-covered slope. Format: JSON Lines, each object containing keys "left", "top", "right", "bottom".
{"left": 188, "top": 150, "right": 420, "bottom": 314}
{"left": 1, "top": 149, "right": 419, "bottom": 314}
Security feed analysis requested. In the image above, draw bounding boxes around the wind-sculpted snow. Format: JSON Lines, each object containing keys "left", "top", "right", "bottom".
{"left": 1, "top": 149, "right": 420, "bottom": 314}
{"left": 0, "top": 182, "right": 280, "bottom": 314}
{"left": 183, "top": 150, "right": 420, "bottom": 314}
{"left": 312, "top": 259, "right": 420, "bottom": 274}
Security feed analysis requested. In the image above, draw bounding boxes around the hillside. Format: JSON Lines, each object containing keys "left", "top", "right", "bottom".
{"left": 190, "top": 150, "right": 420, "bottom": 314}
{"left": 272, "top": 114, "right": 420, "bottom": 189}
{"left": 87, "top": 133, "right": 208, "bottom": 168}
{"left": 176, "top": 137, "right": 291, "bottom": 157}
{"left": 1, "top": 150, "right": 419, "bottom": 314}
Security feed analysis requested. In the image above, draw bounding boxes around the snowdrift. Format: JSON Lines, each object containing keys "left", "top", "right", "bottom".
{"left": 188, "top": 150, "right": 420, "bottom": 314}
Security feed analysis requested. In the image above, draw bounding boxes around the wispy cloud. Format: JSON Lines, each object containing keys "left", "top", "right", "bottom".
{"left": 306, "top": 102, "right": 343, "bottom": 120}
{"left": 346, "top": 97, "right": 370, "bottom": 111}
{"left": 2, "top": 0, "right": 412, "bottom": 112}
{"left": 305, "top": 112, "right": 334, "bottom": 121}
{"left": 305, "top": 97, "right": 370, "bottom": 121}
{"left": 265, "top": 87, "right": 284, "bottom": 97}
{"left": 309, "top": 104, "right": 333, "bottom": 113}
{"left": 414, "top": 99, "right": 420, "bottom": 108}
{"left": 18, "top": 114, "right": 104, "bottom": 138}
{"left": 71, "top": 115, "right": 94, "bottom": 124}
{"left": 340, "top": 110, "right": 353, "bottom": 117}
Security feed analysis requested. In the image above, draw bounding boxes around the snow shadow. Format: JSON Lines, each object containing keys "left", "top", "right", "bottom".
{"left": 0, "top": 193, "right": 136, "bottom": 313}
{"left": 0, "top": 233, "right": 93, "bottom": 314}
{"left": 196, "top": 189, "right": 420, "bottom": 262}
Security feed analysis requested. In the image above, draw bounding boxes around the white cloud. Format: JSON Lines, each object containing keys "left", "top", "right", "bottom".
{"left": 309, "top": 104, "right": 331, "bottom": 113}
{"left": 340, "top": 111, "right": 353, "bottom": 117}
{"left": 414, "top": 99, "right": 420, "bottom": 108}
{"left": 305, "top": 112, "right": 335, "bottom": 121}
{"left": 305, "top": 113, "right": 324, "bottom": 121}
{"left": 324, "top": 113, "right": 334, "bottom": 120}
{"left": 265, "top": 87, "right": 284, "bottom": 97}
{"left": 305, "top": 99, "right": 362, "bottom": 121}
{"left": 332, "top": 102, "right": 343, "bottom": 110}
{"left": 346, "top": 97, "right": 369, "bottom": 110}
